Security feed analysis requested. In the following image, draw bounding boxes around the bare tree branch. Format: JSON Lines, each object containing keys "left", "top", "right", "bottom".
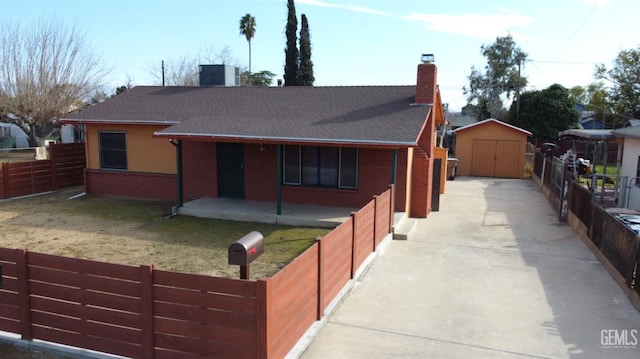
{"left": 0, "top": 19, "right": 107, "bottom": 147}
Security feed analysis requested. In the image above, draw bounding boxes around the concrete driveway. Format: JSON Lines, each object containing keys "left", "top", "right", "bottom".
{"left": 299, "top": 178, "right": 640, "bottom": 358}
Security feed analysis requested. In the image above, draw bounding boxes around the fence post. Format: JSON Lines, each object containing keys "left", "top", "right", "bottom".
{"left": 372, "top": 195, "right": 378, "bottom": 252}
{"left": 350, "top": 212, "right": 357, "bottom": 279}
{"left": 16, "top": 248, "right": 32, "bottom": 341}
{"left": 389, "top": 184, "right": 395, "bottom": 234}
{"left": 50, "top": 143, "right": 57, "bottom": 190}
{"left": 1, "top": 164, "right": 8, "bottom": 199}
{"left": 140, "top": 265, "right": 154, "bottom": 359}
{"left": 256, "top": 279, "right": 270, "bottom": 359}
{"left": 316, "top": 237, "right": 324, "bottom": 320}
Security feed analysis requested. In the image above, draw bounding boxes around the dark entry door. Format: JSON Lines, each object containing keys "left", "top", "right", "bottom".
{"left": 217, "top": 143, "right": 245, "bottom": 199}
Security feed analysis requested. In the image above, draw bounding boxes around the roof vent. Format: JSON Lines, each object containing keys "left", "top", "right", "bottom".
{"left": 421, "top": 54, "right": 435, "bottom": 64}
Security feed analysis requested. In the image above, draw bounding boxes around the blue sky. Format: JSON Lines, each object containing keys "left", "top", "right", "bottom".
{"left": 2, "top": 0, "right": 638, "bottom": 111}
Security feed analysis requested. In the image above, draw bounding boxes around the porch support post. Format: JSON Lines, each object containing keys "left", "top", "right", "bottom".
{"left": 391, "top": 149, "right": 398, "bottom": 184}
{"left": 170, "top": 139, "right": 183, "bottom": 215}
{"left": 277, "top": 144, "right": 283, "bottom": 215}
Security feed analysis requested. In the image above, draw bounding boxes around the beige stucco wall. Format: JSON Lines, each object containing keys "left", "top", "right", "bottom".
{"left": 455, "top": 121, "right": 528, "bottom": 178}
{"left": 85, "top": 124, "right": 176, "bottom": 174}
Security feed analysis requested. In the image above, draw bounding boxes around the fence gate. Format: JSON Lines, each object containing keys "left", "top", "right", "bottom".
{"left": 623, "top": 177, "right": 640, "bottom": 211}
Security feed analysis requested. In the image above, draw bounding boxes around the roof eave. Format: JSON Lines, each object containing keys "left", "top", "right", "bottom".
{"left": 153, "top": 132, "right": 416, "bottom": 148}
{"left": 60, "top": 118, "right": 180, "bottom": 126}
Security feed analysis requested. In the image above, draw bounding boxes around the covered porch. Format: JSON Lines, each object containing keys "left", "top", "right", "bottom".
{"left": 178, "top": 197, "right": 359, "bottom": 229}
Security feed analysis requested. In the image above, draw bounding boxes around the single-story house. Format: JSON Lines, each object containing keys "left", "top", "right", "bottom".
{"left": 453, "top": 118, "right": 532, "bottom": 178}
{"left": 61, "top": 60, "right": 446, "bottom": 218}
{"left": 611, "top": 126, "right": 640, "bottom": 180}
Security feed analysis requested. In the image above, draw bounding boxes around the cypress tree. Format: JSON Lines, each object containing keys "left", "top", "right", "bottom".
{"left": 283, "top": 0, "right": 299, "bottom": 86}
{"left": 297, "top": 14, "right": 314, "bottom": 86}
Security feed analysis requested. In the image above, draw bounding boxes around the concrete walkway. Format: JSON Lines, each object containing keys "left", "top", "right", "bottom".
{"left": 299, "top": 178, "right": 640, "bottom": 358}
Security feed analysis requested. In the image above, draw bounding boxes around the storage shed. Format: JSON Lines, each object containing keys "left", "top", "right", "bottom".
{"left": 452, "top": 119, "right": 532, "bottom": 178}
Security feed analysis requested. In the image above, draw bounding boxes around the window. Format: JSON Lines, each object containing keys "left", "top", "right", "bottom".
{"left": 283, "top": 145, "right": 358, "bottom": 189}
{"left": 99, "top": 131, "right": 127, "bottom": 170}
{"left": 283, "top": 145, "right": 301, "bottom": 185}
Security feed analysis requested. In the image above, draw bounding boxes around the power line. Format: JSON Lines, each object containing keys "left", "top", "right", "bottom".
{"left": 530, "top": 59, "right": 598, "bottom": 65}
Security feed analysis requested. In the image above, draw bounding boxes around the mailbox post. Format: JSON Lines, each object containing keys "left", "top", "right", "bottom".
{"left": 228, "top": 231, "right": 264, "bottom": 279}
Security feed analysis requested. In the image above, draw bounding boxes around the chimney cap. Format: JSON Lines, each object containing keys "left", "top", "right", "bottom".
{"left": 421, "top": 54, "right": 435, "bottom": 64}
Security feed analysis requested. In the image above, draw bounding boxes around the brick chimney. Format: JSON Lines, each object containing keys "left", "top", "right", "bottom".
{"left": 415, "top": 59, "right": 437, "bottom": 105}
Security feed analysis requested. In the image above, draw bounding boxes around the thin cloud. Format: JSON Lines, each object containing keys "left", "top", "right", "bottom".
{"left": 582, "top": 0, "right": 611, "bottom": 6}
{"left": 406, "top": 13, "right": 533, "bottom": 39}
{"left": 296, "top": 0, "right": 395, "bottom": 16}
{"left": 297, "top": 0, "right": 532, "bottom": 39}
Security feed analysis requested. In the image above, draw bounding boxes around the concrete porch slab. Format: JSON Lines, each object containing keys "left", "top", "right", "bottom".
{"left": 178, "top": 197, "right": 359, "bottom": 229}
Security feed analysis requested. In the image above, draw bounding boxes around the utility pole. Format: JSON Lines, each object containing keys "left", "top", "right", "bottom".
{"left": 515, "top": 58, "right": 522, "bottom": 121}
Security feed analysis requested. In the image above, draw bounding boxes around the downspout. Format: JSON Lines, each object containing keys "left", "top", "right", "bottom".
{"left": 169, "top": 139, "right": 183, "bottom": 216}
{"left": 391, "top": 148, "right": 398, "bottom": 224}
{"left": 277, "top": 144, "right": 283, "bottom": 215}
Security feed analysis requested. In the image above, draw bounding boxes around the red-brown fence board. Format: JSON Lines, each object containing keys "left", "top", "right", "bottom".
{"left": 31, "top": 325, "right": 141, "bottom": 359}
{"left": 5, "top": 161, "right": 53, "bottom": 198}
{"left": 267, "top": 244, "right": 319, "bottom": 359}
{"left": 353, "top": 200, "right": 375, "bottom": 270}
{"left": 25, "top": 252, "right": 144, "bottom": 356}
{"left": 0, "top": 248, "right": 20, "bottom": 332}
{"left": 375, "top": 190, "right": 391, "bottom": 247}
{"left": 0, "top": 165, "right": 6, "bottom": 198}
{"left": 320, "top": 219, "right": 353, "bottom": 311}
{"left": 152, "top": 270, "right": 259, "bottom": 359}
{"left": 0, "top": 143, "right": 85, "bottom": 199}
{"left": 0, "top": 185, "right": 394, "bottom": 359}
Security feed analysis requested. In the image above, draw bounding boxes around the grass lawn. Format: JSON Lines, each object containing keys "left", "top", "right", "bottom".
{"left": 593, "top": 164, "right": 618, "bottom": 176}
{"left": 0, "top": 188, "right": 330, "bottom": 278}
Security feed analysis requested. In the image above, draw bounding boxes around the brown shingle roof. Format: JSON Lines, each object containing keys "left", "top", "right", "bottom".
{"left": 64, "top": 86, "right": 431, "bottom": 146}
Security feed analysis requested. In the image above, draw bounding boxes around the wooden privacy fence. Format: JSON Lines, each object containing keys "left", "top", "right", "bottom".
{"left": 566, "top": 181, "right": 640, "bottom": 298}
{"left": 0, "top": 143, "right": 85, "bottom": 200}
{"left": 0, "top": 185, "right": 394, "bottom": 358}
{"left": 532, "top": 143, "right": 640, "bottom": 304}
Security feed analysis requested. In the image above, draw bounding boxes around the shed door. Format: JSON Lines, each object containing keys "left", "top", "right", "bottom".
{"left": 471, "top": 140, "right": 496, "bottom": 177}
{"left": 471, "top": 140, "right": 521, "bottom": 178}
{"left": 217, "top": 143, "right": 245, "bottom": 199}
{"left": 494, "top": 141, "right": 521, "bottom": 178}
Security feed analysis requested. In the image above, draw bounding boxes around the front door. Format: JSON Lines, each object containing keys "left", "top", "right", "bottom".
{"left": 217, "top": 143, "right": 245, "bottom": 199}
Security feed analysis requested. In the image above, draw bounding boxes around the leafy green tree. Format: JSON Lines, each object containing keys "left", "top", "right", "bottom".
{"left": 297, "top": 14, "right": 314, "bottom": 86}
{"left": 595, "top": 46, "right": 640, "bottom": 119}
{"left": 507, "top": 84, "right": 580, "bottom": 140}
{"left": 239, "top": 13, "right": 256, "bottom": 85}
{"left": 569, "top": 83, "right": 618, "bottom": 126}
{"left": 464, "top": 35, "right": 527, "bottom": 121}
{"left": 284, "top": 0, "right": 299, "bottom": 86}
{"left": 241, "top": 70, "right": 275, "bottom": 86}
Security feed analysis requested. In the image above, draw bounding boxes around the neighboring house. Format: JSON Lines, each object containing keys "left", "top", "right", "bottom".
{"left": 453, "top": 119, "right": 532, "bottom": 178}
{"left": 61, "top": 59, "right": 446, "bottom": 218}
{"left": 579, "top": 110, "right": 609, "bottom": 130}
{"left": 60, "top": 123, "right": 85, "bottom": 144}
{"left": 611, "top": 126, "right": 640, "bottom": 181}
{"left": 0, "top": 123, "right": 29, "bottom": 148}
{"left": 442, "top": 110, "right": 477, "bottom": 155}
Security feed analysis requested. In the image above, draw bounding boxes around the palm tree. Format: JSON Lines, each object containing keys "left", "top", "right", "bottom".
{"left": 239, "top": 13, "right": 256, "bottom": 85}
